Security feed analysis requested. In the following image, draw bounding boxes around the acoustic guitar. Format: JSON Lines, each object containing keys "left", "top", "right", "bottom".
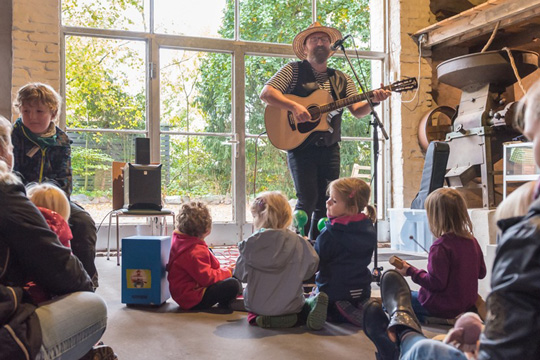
{"left": 264, "top": 78, "right": 418, "bottom": 151}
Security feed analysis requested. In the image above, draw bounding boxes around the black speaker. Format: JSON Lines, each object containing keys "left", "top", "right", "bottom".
{"left": 135, "top": 137, "right": 150, "bottom": 165}
{"left": 411, "top": 141, "right": 450, "bottom": 209}
{"left": 123, "top": 163, "right": 162, "bottom": 210}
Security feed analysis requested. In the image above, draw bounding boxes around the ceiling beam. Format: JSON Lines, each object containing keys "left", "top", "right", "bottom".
{"left": 413, "top": 0, "right": 540, "bottom": 49}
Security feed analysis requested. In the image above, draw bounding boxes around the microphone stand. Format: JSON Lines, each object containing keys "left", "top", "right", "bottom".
{"left": 334, "top": 43, "right": 389, "bottom": 285}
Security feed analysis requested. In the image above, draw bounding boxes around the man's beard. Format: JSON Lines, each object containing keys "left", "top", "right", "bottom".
{"left": 311, "top": 46, "right": 330, "bottom": 64}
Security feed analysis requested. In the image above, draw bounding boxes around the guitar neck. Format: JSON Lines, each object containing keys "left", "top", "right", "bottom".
{"left": 319, "top": 84, "right": 392, "bottom": 113}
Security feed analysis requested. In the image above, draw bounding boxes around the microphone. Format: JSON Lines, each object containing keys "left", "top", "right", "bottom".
{"left": 330, "top": 35, "right": 352, "bottom": 51}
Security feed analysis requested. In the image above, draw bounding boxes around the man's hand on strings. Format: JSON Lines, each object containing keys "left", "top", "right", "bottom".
{"left": 292, "top": 103, "right": 312, "bottom": 123}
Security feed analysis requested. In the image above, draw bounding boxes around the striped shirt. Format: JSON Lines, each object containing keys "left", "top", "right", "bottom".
{"left": 265, "top": 61, "right": 359, "bottom": 98}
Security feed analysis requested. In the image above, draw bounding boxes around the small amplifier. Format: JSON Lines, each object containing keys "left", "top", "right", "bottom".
{"left": 123, "top": 163, "right": 162, "bottom": 210}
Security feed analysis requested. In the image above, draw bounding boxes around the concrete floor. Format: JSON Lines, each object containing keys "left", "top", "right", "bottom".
{"left": 95, "top": 248, "right": 492, "bottom": 360}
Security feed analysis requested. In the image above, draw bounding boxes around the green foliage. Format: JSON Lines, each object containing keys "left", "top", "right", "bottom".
{"left": 71, "top": 147, "right": 114, "bottom": 191}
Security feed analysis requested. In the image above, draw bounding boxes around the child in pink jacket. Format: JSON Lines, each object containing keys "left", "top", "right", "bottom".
{"left": 167, "top": 201, "right": 240, "bottom": 310}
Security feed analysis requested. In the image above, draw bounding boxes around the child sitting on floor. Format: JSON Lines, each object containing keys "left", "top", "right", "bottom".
{"left": 26, "top": 182, "right": 72, "bottom": 248}
{"left": 394, "top": 187, "right": 486, "bottom": 322}
{"left": 167, "top": 201, "right": 240, "bottom": 310}
{"left": 314, "top": 177, "right": 377, "bottom": 326}
{"left": 234, "top": 191, "right": 328, "bottom": 330}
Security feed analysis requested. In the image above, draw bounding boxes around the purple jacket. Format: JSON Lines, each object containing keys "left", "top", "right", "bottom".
{"left": 407, "top": 233, "right": 486, "bottom": 318}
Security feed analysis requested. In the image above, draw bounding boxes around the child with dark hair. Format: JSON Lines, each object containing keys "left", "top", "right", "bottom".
{"left": 167, "top": 201, "right": 240, "bottom": 310}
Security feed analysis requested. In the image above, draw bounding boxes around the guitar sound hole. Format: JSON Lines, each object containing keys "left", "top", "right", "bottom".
{"left": 308, "top": 106, "right": 321, "bottom": 120}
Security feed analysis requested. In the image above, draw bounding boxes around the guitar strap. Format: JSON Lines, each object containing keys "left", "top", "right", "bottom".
{"left": 328, "top": 70, "right": 342, "bottom": 101}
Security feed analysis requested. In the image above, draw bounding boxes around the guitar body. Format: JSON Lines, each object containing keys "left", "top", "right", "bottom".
{"left": 264, "top": 89, "right": 335, "bottom": 151}
{"left": 264, "top": 78, "right": 418, "bottom": 151}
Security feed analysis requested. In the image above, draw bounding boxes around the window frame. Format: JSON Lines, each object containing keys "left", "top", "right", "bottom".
{"left": 60, "top": 0, "right": 389, "bottom": 242}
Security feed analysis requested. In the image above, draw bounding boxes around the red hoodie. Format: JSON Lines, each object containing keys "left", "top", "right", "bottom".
{"left": 38, "top": 207, "right": 72, "bottom": 248}
{"left": 166, "top": 231, "right": 232, "bottom": 309}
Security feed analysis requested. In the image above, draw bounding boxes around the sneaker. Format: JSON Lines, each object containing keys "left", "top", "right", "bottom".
{"left": 79, "top": 345, "right": 118, "bottom": 360}
{"left": 336, "top": 300, "right": 364, "bottom": 327}
{"left": 91, "top": 273, "right": 99, "bottom": 291}
{"left": 256, "top": 314, "right": 298, "bottom": 328}
{"left": 306, "top": 292, "right": 329, "bottom": 331}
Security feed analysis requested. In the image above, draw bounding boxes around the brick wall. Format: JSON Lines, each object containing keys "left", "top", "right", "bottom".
{"left": 387, "top": 0, "right": 435, "bottom": 208}
{"left": 11, "top": 0, "right": 60, "bottom": 120}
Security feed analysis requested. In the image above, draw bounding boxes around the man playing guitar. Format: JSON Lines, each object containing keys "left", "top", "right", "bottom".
{"left": 260, "top": 22, "right": 391, "bottom": 239}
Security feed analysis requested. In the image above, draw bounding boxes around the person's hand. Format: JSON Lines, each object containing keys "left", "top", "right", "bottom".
{"left": 372, "top": 83, "right": 391, "bottom": 102}
{"left": 292, "top": 103, "right": 312, "bottom": 123}
{"left": 395, "top": 261, "right": 410, "bottom": 276}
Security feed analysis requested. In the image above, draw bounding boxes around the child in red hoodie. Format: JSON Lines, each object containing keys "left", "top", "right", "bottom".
{"left": 26, "top": 182, "right": 72, "bottom": 248}
{"left": 167, "top": 201, "right": 240, "bottom": 310}
{"left": 25, "top": 182, "right": 73, "bottom": 303}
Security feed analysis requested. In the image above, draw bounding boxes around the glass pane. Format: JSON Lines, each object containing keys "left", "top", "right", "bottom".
{"left": 317, "top": 0, "right": 371, "bottom": 51}
{"left": 68, "top": 131, "right": 143, "bottom": 222}
{"left": 162, "top": 135, "right": 233, "bottom": 222}
{"left": 239, "top": 0, "right": 311, "bottom": 43}
{"left": 245, "top": 55, "right": 290, "bottom": 135}
{"left": 65, "top": 36, "right": 146, "bottom": 131}
{"left": 62, "top": 0, "right": 149, "bottom": 32}
{"left": 160, "top": 49, "right": 232, "bottom": 133}
{"left": 154, "top": 0, "right": 232, "bottom": 38}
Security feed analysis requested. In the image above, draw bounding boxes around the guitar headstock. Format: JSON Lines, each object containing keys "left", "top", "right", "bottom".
{"left": 389, "top": 78, "right": 418, "bottom": 93}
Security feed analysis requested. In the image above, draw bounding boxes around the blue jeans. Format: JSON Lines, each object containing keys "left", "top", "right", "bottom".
{"left": 35, "top": 292, "right": 107, "bottom": 360}
{"left": 411, "top": 290, "right": 431, "bottom": 323}
{"left": 400, "top": 332, "right": 467, "bottom": 360}
{"left": 287, "top": 143, "right": 340, "bottom": 239}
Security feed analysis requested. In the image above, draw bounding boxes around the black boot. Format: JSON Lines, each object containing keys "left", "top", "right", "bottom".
{"left": 363, "top": 299, "right": 399, "bottom": 360}
{"left": 381, "top": 270, "right": 422, "bottom": 337}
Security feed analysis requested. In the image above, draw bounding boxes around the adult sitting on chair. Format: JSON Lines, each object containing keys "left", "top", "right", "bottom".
{"left": 11, "top": 83, "right": 99, "bottom": 288}
{"left": 0, "top": 115, "right": 113, "bottom": 360}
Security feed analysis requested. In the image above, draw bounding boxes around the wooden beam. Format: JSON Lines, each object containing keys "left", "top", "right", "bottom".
{"left": 413, "top": 0, "right": 540, "bottom": 49}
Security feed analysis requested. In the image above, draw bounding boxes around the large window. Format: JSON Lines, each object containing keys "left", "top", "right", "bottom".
{"left": 62, "top": 0, "right": 386, "bottom": 239}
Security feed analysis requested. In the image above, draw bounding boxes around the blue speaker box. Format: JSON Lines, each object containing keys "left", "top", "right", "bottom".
{"left": 121, "top": 235, "right": 171, "bottom": 305}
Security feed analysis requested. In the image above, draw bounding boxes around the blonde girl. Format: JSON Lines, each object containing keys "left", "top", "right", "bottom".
{"left": 395, "top": 188, "right": 486, "bottom": 322}
{"left": 26, "top": 182, "right": 72, "bottom": 248}
{"left": 314, "top": 177, "right": 377, "bottom": 326}
{"left": 234, "top": 191, "right": 327, "bottom": 330}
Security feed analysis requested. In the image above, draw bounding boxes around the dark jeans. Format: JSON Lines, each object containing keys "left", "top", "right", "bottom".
{"left": 410, "top": 290, "right": 431, "bottom": 323}
{"left": 69, "top": 202, "right": 98, "bottom": 285}
{"left": 191, "top": 277, "right": 241, "bottom": 310}
{"left": 287, "top": 143, "right": 340, "bottom": 239}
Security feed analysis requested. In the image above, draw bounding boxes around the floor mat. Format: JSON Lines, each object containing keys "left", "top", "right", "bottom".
{"left": 210, "top": 245, "right": 239, "bottom": 268}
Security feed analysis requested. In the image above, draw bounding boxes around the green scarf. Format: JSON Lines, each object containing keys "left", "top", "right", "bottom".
{"left": 16, "top": 118, "right": 58, "bottom": 148}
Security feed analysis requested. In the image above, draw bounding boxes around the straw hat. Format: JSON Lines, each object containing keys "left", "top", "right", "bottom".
{"left": 292, "top": 22, "right": 343, "bottom": 60}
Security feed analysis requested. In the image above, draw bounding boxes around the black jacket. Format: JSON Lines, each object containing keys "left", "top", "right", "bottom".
{"left": 479, "top": 197, "right": 540, "bottom": 359}
{"left": 314, "top": 216, "right": 376, "bottom": 303}
{"left": 0, "top": 181, "right": 92, "bottom": 359}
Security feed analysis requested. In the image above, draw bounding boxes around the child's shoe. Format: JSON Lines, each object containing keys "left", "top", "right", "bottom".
{"left": 256, "top": 314, "right": 298, "bottom": 328}
{"left": 306, "top": 292, "right": 329, "bottom": 330}
{"left": 79, "top": 344, "right": 118, "bottom": 360}
{"left": 336, "top": 300, "right": 364, "bottom": 327}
